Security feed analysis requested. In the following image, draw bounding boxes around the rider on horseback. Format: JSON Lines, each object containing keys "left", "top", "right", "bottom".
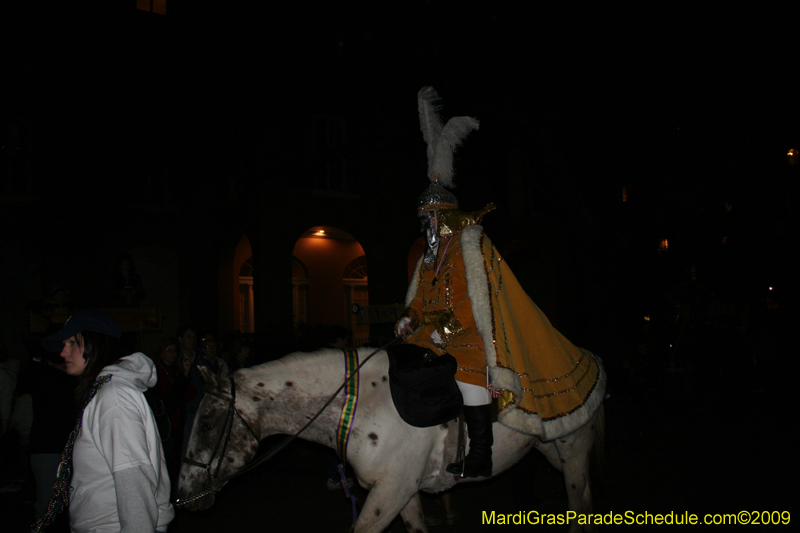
{"left": 396, "top": 86, "right": 493, "bottom": 478}
{"left": 396, "top": 202, "right": 497, "bottom": 478}
{"left": 396, "top": 87, "right": 602, "bottom": 479}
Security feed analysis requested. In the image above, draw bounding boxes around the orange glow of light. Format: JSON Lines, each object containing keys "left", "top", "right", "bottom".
{"left": 137, "top": 0, "right": 167, "bottom": 15}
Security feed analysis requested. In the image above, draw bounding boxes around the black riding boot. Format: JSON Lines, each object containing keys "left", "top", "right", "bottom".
{"left": 446, "top": 404, "right": 493, "bottom": 478}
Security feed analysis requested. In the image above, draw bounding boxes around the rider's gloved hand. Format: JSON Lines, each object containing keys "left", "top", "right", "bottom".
{"left": 396, "top": 317, "right": 414, "bottom": 340}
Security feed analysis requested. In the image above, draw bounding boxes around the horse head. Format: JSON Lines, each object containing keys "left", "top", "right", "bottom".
{"left": 176, "top": 367, "right": 261, "bottom": 511}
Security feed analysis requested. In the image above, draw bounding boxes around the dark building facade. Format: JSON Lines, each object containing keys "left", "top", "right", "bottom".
{"left": 2, "top": 3, "right": 794, "bottom": 366}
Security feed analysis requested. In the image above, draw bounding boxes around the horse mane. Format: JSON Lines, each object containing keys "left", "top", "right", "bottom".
{"left": 275, "top": 346, "right": 378, "bottom": 366}
{"left": 278, "top": 347, "right": 343, "bottom": 366}
{"left": 246, "top": 347, "right": 360, "bottom": 376}
{"left": 240, "top": 346, "right": 382, "bottom": 391}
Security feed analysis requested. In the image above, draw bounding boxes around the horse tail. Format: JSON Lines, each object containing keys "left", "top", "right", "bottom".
{"left": 590, "top": 403, "right": 607, "bottom": 499}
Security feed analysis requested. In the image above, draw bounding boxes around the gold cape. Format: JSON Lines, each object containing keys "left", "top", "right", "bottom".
{"left": 405, "top": 225, "right": 606, "bottom": 440}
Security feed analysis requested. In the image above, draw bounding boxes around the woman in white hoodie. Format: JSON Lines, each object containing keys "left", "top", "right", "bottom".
{"left": 35, "top": 309, "right": 173, "bottom": 533}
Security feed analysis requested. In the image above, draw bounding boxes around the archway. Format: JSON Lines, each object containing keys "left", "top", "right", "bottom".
{"left": 292, "top": 226, "right": 369, "bottom": 347}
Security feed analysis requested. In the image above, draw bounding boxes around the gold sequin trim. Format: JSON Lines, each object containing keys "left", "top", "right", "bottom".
{"left": 495, "top": 249, "right": 503, "bottom": 297}
{"left": 524, "top": 351, "right": 589, "bottom": 384}
{"left": 444, "top": 269, "right": 453, "bottom": 309}
{"left": 495, "top": 355, "right": 589, "bottom": 386}
{"left": 523, "top": 357, "right": 597, "bottom": 400}
{"left": 504, "top": 354, "right": 601, "bottom": 421}
{"left": 485, "top": 243, "right": 513, "bottom": 361}
{"left": 456, "top": 365, "right": 487, "bottom": 376}
{"left": 423, "top": 295, "right": 440, "bottom": 307}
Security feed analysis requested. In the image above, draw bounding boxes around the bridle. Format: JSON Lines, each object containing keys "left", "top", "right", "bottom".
{"left": 174, "top": 337, "right": 404, "bottom": 508}
{"left": 176, "top": 375, "right": 259, "bottom": 507}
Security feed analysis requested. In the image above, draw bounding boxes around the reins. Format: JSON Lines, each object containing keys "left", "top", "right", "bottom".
{"left": 175, "top": 336, "right": 403, "bottom": 507}
{"left": 234, "top": 337, "right": 402, "bottom": 478}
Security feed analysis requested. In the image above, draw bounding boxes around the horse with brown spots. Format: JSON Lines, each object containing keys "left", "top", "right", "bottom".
{"left": 177, "top": 348, "right": 605, "bottom": 533}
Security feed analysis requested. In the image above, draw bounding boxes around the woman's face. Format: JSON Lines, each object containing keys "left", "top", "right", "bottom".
{"left": 160, "top": 344, "right": 179, "bottom": 366}
{"left": 60, "top": 335, "right": 87, "bottom": 376}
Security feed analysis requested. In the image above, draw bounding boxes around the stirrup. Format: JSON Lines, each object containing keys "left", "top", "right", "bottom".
{"left": 446, "top": 457, "right": 492, "bottom": 478}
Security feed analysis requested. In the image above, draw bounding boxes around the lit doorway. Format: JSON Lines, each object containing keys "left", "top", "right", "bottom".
{"left": 292, "top": 226, "right": 369, "bottom": 347}
{"left": 343, "top": 256, "right": 369, "bottom": 346}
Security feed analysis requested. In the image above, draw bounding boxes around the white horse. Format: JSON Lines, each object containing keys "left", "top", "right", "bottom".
{"left": 177, "top": 347, "right": 606, "bottom": 533}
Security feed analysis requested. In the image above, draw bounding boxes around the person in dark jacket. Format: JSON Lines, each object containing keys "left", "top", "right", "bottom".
{"left": 152, "top": 337, "right": 193, "bottom": 496}
{"left": 27, "top": 351, "right": 76, "bottom": 523}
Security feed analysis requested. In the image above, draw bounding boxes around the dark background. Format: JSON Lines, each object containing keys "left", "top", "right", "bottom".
{"left": 2, "top": 2, "right": 797, "bottom": 531}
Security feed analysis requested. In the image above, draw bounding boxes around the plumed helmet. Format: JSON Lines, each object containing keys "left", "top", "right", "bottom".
{"left": 416, "top": 86, "right": 479, "bottom": 214}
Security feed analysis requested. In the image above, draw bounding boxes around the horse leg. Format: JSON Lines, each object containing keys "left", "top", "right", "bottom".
{"left": 353, "top": 482, "right": 425, "bottom": 533}
{"left": 398, "top": 492, "right": 427, "bottom": 533}
{"left": 535, "top": 440, "right": 562, "bottom": 472}
{"left": 554, "top": 421, "right": 595, "bottom": 533}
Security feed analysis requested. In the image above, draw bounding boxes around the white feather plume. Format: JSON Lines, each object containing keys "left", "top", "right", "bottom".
{"left": 418, "top": 86, "right": 443, "bottom": 162}
{"left": 417, "top": 86, "right": 479, "bottom": 188}
{"left": 432, "top": 116, "right": 479, "bottom": 188}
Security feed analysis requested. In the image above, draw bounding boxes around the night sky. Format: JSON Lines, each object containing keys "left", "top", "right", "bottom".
{"left": 2, "top": 6, "right": 798, "bottom": 529}
{"left": 5, "top": 5, "right": 797, "bottom": 186}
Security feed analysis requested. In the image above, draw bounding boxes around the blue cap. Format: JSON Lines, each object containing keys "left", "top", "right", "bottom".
{"left": 42, "top": 309, "right": 122, "bottom": 352}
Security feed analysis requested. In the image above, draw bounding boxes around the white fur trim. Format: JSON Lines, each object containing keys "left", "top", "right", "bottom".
{"left": 460, "top": 226, "right": 496, "bottom": 368}
{"left": 405, "top": 256, "right": 423, "bottom": 307}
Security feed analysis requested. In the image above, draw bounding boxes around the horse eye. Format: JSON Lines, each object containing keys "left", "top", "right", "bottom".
{"left": 202, "top": 424, "right": 213, "bottom": 432}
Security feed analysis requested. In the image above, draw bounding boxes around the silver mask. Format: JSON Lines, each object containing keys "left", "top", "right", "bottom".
{"left": 420, "top": 211, "right": 439, "bottom": 264}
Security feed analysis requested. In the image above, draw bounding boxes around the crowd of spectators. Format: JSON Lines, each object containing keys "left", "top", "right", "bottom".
{"left": 0, "top": 320, "right": 258, "bottom": 530}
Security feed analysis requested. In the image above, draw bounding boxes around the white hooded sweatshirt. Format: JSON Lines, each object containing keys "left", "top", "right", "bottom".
{"left": 70, "top": 353, "right": 174, "bottom": 533}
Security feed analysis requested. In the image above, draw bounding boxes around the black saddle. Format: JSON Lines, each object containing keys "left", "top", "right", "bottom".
{"left": 387, "top": 343, "right": 463, "bottom": 427}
